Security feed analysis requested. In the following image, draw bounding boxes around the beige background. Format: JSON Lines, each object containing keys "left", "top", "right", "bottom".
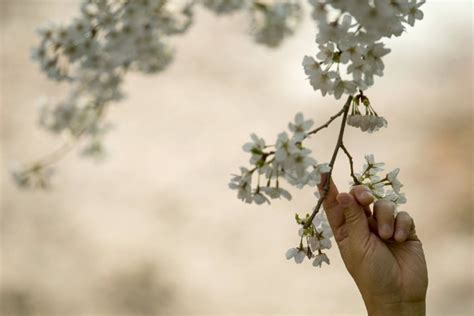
{"left": 1, "top": 1, "right": 473, "bottom": 315}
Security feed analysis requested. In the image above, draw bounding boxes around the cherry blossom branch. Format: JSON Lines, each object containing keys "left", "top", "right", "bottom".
{"left": 12, "top": 104, "right": 108, "bottom": 188}
{"left": 341, "top": 143, "right": 360, "bottom": 185}
{"left": 304, "top": 95, "right": 353, "bottom": 228}
{"left": 303, "top": 106, "right": 346, "bottom": 140}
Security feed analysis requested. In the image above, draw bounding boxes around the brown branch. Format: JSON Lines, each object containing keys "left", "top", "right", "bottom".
{"left": 341, "top": 143, "right": 360, "bottom": 185}
{"left": 24, "top": 104, "right": 107, "bottom": 172}
{"left": 304, "top": 95, "right": 353, "bottom": 228}
{"left": 303, "top": 106, "right": 347, "bottom": 140}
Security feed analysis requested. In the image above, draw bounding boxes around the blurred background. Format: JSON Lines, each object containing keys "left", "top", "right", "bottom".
{"left": 0, "top": 1, "right": 472, "bottom": 315}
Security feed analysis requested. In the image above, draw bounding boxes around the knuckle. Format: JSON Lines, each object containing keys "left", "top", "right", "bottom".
{"left": 396, "top": 211, "right": 412, "bottom": 221}
{"left": 396, "top": 212, "right": 414, "bottom": 226}
{"left": 374, "top": 199, "right": 395, "bottom": 212}
{"left": 349, "top": 184, "right": 368, "bottom": 195}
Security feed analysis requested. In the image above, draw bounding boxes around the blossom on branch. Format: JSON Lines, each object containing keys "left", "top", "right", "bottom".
{"left": 305, "top": 0, "right": 425, "bottom": 99}
{"left": 352, "top": 154, "right": 407, "bottom": 206}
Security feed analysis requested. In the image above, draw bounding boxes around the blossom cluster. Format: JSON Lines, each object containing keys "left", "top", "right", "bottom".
{"left": 203, "top": 0, "right": 303, "bottom": 47}
{"left": 304, "top": 0, "right": 425, "bottom": 99}
{"left": 286, "top": 210, "right": 333, "bottom": 267}
{"left": 346, "top": 93, "right": 387, "bottom": 133}
{"left": 11, "top": 163, "right": 55, "bottom": 190}
{"left": 352, "top": 154, "right": 407, "bottom": 206}
{"left": 250, "top": 0, "right": 303, "bottom": 48}
{"left": 202, "top": 0, "right": 245, "bottom": 14}
{"left": 229, "top": 113, "right": 330, "bottom": 204}
{"left": 13, "top": 0, "right": 304, "bottom": 188}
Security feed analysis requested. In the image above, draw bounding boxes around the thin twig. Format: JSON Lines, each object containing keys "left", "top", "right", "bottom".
{"left": 304, "top": 95, "right": 353, "bottom": 228}
{"left": 303, "top": 106, "right": 347, "bottom": 140}
{"left": 24, "top": 104, "right": 107, "bottom": 172}
{"left": 341, "top": 143, "right": 360, "bottom": 185}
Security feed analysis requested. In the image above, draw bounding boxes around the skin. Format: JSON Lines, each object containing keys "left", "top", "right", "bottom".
{"left": 318, "top": 179, "right": 428, "bottom": 316}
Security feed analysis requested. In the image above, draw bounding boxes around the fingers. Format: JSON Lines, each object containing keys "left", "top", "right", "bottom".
{"left": 373, "top": 200, "right": 396, "bottom": 240}
{"left": 336, "top": 192, "right": 370, "bottom": 244}
{"left": 394, "top": 211, "right": 417, "bottom": 242}
{"left": 372, "top": 202, "right": 418, "bottom": 242}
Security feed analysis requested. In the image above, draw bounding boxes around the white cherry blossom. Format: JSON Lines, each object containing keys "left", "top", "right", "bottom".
{"left": 313, "top": 253, "right": 330, "bottom": 268}
{"left": 286, "top": 247, "right": 307, "bottom": 264}
{"left": 288, "top": 112, "right": 314, "bottom": 142}
{"left": 242, "top": 133, "right": 266, "bottom": 165}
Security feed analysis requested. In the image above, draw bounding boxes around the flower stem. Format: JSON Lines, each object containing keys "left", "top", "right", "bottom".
{"left": 23, "top": 104, "right": 107, "bottom": 172}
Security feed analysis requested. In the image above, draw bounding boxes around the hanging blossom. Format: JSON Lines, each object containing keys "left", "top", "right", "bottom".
{"left": 286, "top": 209, "right": 333, "bottom": 268}
{"left": 229, "top": 112, "right": 330, "bottom": 204}
{"left": 346, "top": 92, "right": 387, "bottom": 133}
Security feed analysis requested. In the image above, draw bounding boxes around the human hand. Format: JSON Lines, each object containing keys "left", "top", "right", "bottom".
{"left": 319, "top": 179, "right": 428, "bottom": 316}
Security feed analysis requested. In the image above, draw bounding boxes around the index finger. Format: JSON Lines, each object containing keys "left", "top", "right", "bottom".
{"left": 317, "top": 173, "right": 339, "bottom": 210}
{"left": 317, "top": 174, "right": 346, "bottom": 242}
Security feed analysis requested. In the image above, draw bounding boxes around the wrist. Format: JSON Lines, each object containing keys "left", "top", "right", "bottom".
{"left": 366, "top": 300, "right": 426, "bottom": 316}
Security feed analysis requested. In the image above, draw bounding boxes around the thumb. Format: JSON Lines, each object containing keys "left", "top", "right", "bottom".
{"left": 336, "top": 192, "right": 370, "bottom": 244}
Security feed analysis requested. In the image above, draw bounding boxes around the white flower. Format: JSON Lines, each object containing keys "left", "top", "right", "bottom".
{"left": 316, "top": 43, "right": 336, "bottom": 65}
{"left": 288, "top": 112, "right": 313, "bottom": 142}
{"left": 242, "top": 133, "right": 266, "bottom": 165}
{"left": 369, "top": 182, "right": 386, "bottom": 198}
{"left": 365, "top": 43, "right": 391, "bottom": 77}
{"left": 347, "top": 114, "right": 363, "bottom": 128}
{"left": 285, "top": 247, "right": 307, "bottom": 264}
{"left": 309, "top": 210, "right": 333, "bottom": 251}
{"left": 339, "top": 40, "right": 364, "bottom": 64}
{"left": 387, "top": 168, "right": 403, "bottom": 193}
{"left": 260, "top": 187, "right": 292, "bottom": 200}
{"left": 302, "top": 55, "right": 321, "bottom": 77}
{"left": 347, "top": 59, "right": 372, "bottom": 83}
{"left": 364, "top": 154, "right": 385, "bottom": 174}
{"left": 316, "top": 14, "right": 352, "bottom": 45}
{"left": 313, "top": 253, "right": 330, "bottom": 268}
{"left": 384, "top": 189, "right": 407, "bottom": 205}
{"left": 308, "top": 0, "right": 327, "bottom": 20}
{"left": 284, "top": 148, "right": 317, "bottom": 179}
{"left": 229, "top": 167, "right": 253, "bottom": 203}
{"left": 307, "top": 163, "right": 331, "bottom": 186}
{"left": 404, "top": 0, "right": 425, "bottom": 26}
{"left": 275, "top": 132, "right": 298, "bottom": 162}
{"left": 253, "top": 190, "right": 270, "bottom": 205}
{"left": 347, "top": 114, "right": 387, "bottom": 133}
{"left": 308, "top": 70, "right": 338, "bottom": 96}
{"left": 353, "top": 155, "right": 407, "bottom": 206}
{"left": 333, "top": 77, "right": 357, "bottom": 100}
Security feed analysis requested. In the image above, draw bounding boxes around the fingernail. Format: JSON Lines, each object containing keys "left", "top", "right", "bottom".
{"left": 395, "top": 229, "right": 406, "bottom": 241}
